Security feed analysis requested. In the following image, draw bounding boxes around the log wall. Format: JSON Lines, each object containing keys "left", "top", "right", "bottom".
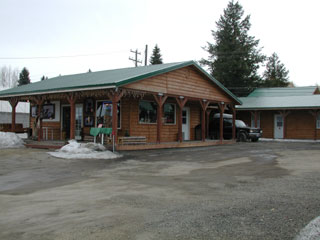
{"left": 125, "top": 66, "right": 234, "bottom": 103}
{"left": 237, "top": 109, "right": 320, "bottom": 140}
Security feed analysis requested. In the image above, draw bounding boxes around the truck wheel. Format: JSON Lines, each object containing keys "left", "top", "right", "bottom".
{"left": 239, "top": 132, "right": 247, "bottom": 142}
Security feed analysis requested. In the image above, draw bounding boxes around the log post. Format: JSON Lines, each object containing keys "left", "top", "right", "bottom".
{"left": 309, "top": 110, "right": 319, "bottom": 140}
{"left": 35, "top": 98, "right": 44, "bottom": 141}
{"left": 230, "top": 104, "right": 236, "bottom": 140}
{"left": 199, "top": 100, "right": 210, "bottom": 141}
{"left": 67, "top": 94, "right": 78, "bottom": 140}
{"left": 9, "top": 98, "right": 18, "bottom": 132}
{"left": 218, "top": 102, "right": 225, "bottom": 142}
{"left": 108, "top": 89, "right": 124, "bottom": 144}
{"left": 153, "top": 94, "right": 168, "bottom": 143}
{"left": 175, "top": 96, "right": 188, "bottom": 142}
{"left": 206, "top": 109, "right": 212, "bottom": 139}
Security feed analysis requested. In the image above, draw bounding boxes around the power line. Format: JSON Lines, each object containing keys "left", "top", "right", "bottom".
{"left": 0, "top": 50, "right": 128, "bottom": 60}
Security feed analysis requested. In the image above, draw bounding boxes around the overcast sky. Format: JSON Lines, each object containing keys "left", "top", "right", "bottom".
{"left": 1, "top": 0, "right": 319, "bottom": 87}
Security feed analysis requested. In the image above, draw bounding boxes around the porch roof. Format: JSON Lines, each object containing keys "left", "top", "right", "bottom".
{"left": 0, "top": 61, "right": 241, "bottom": 104}
{"left": 247, "top": 86, "right": 319, "bottom": 97}
{"left": 237, "top": 95, "right": 320, "bottom": 110}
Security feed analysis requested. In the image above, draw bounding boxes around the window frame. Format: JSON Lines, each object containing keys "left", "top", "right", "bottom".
{"left": 139, "top": 100, "right": 158, "bottom": 124}
{"left": 317, "top": 112, "right": 320, "bottom": 129}
{"left": 163, "top": 103, "right": 176, "bottom": 125}
{"left": 251, "top": 112, "right": 260, "bottom": 128}
{"left": 95, "top": 100, "right": 121, "bottom": 129}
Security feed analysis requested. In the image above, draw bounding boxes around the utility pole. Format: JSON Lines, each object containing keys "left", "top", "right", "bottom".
{"left": 144, "top": 45, "right": 148, "bottom": 66}
{"left": 129, "top": 49, "right": 142, "bottom": 67}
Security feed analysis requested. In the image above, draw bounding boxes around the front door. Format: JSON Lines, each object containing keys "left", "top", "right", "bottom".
{"left": 62, "top": 106, "right": 71, "bottom": 139}
{"left": 182, "top": 107, "right": 190, "bottom": 140}
{"left": 274, "top": 114, "right": 283, "bottom": 139}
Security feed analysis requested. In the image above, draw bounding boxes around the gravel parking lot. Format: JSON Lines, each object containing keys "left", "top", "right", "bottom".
{"left": 0, "top": 141, "right": 320, "bottom": 240}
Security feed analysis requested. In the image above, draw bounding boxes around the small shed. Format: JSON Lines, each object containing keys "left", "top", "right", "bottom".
{"left": 237, "top": 87, "right": 320, "bottom": 140}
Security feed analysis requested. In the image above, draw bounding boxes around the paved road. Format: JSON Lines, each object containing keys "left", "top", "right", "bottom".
{"left": 0, "top": 141, "right": 319, "bottom": 239}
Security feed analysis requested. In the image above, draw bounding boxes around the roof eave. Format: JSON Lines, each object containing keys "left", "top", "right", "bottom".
{"left": 0, "top": 84, "right": 116, "bottom": 99}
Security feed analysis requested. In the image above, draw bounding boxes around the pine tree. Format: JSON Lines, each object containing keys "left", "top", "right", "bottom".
{"left": 262, "top": 53, "right": 289, "bottom": 87}
{"left": 149, "top": 44, "right": 163, "bottom": 65}
{"left": 18, "top": 67, "right": 31, "bottom": 86}
{"left": 200, "top": 0, "right": 265, "bottom": 96}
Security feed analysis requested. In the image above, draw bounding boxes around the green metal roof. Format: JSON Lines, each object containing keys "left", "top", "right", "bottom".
{"left": 248, "top": 86, "right": 319, "bottom": 97}
{"left": 237, "top": 95, "right": 320, "bottom": 110}
{"left": 0, "top": 61, "right": 241, "bottom": 104}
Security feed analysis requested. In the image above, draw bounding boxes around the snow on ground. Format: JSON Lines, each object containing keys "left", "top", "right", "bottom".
{"left": 0, "top": 131, "right": 25, "bottom": 149}
{"left": 48, "top": 140, "right": 121, "bottom": 159}
{"left": 295, "top": 216, "right": 320, "bottom": 240}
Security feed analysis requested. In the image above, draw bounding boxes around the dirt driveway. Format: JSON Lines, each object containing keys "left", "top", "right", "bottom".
{"left": 0, "top": 142, "right": 320, "bottom": 240}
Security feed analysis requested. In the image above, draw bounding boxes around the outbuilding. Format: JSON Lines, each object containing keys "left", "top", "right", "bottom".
{"left": 237, "top": 87, "right": 320, "bottom": 140}
{"left": 0, "top": 61, "right": 241, "bottom": 150}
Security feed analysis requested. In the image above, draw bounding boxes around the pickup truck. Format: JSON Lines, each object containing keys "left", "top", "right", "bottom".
{"left": 209, "top": 113, "right": 262, "bottom": 142}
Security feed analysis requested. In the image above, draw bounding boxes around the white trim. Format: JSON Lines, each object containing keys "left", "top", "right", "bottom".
{"left": 182, "top": 107, "right": 190, "bottom": 140}
{"left": 0, "top": 85, "right": 116, "bottom": 98}
{"left": 75, "top": 104, "right": 83, "bottom": 140}
{"left": 43, "top": 101, "right": 60, "bottom": 122}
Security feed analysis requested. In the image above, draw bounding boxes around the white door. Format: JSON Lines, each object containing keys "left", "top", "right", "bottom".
{"left": 182, "top": 107, "right": 190, "bottom": 140}
{"left": 274, "top": 114, "right": 283, "bottom": 139}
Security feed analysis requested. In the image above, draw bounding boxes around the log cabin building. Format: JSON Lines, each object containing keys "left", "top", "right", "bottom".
{"left": 0, "top": 61, "right": 241, "bottom": 150}
{"left": 237, "top": 87, "right": 320, "bottom": 140}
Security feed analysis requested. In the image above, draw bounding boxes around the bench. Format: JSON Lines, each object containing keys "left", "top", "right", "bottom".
{"left": 0, "top": 124, "right": 28, "bottom": 133}
{"left": 118, "top": 136, "right": 147, "bottom": 145}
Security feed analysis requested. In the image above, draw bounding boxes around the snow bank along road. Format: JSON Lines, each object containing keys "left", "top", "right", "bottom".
{"left": 0, "top": 141, "right": 320, "bottom": 240}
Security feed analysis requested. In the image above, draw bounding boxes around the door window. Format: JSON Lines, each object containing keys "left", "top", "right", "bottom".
{"left": 277, "top": 116, "right": 283, "bottom": 127}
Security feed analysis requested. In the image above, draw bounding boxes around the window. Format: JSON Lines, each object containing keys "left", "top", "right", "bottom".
{"left": 139, "top": 100, "right": 157, "bottom": 124}
{"left": 251, "top": 112, "right": 260, "bottom": 128}
{"left": 164, "top": 103, "right": 176, "bottom": 124}
{"left": 317, "top": 112, "right": 320, "bottom": 129}
{"left": 96, "top": 101, "right": 121, "bottom": 129}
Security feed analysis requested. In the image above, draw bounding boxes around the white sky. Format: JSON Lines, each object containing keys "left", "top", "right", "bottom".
{"left": 1, "top": 0, "right": 319, "bottom": 87}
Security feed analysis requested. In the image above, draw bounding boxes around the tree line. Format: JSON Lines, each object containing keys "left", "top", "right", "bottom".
{"left": 150, "top": 1, "right": 290, "bottom": 97}
{"left": 200, "top": 0, "right": 290, "bottom": 96}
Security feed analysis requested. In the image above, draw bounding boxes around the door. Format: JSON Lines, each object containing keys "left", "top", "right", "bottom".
{"left": 62, "top": 106, "right": 71, "bottom": 139}
{"left": 274, "top": 114, "right": 283, "bottom": 139}
{"left": 182, "top": 107, "right": 190, "bottom": 140}
{"left": 75, "top": 104, "right": 83, "bottom": 140}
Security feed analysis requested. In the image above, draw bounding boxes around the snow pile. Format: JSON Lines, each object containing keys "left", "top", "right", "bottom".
{"left": 48, "top": 140, "right": 121, "bottom": 159}
{"left": 0, "top": 131, "right": 25, "bottom": 149}
{"left": 295, "top": 216, "right": 320, "bottom": 240}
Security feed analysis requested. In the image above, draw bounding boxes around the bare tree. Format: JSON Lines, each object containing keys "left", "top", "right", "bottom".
{"left": 0, "top": 66, "right": 19, "bottom": 89}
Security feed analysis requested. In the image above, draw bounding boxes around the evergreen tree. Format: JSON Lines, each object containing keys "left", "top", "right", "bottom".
{"left": 200, "top": 0, "right": 265, "bottom": 96}
{"left": 149, "top": 44, "right": 163, "bottom": 65}
{"left": 18, "top": 67, "right": 31, "bottom": 86}
{"left": 262, "top": 53, "right": 289, "bottom": 87}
